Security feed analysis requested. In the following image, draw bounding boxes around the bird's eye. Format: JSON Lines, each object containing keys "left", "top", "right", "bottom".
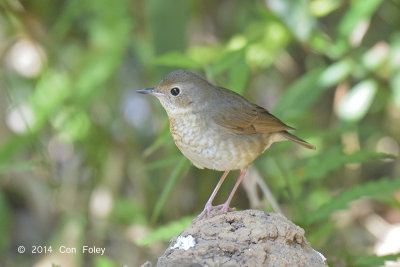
{"left": 170, "top": 87, "right": 180, "bottom": 96}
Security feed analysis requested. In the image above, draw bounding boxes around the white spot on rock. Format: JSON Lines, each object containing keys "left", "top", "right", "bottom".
{"left": 313, "top": 249, "right": 327, "bottom": 263}
{"left": 170, "top": 235, "right": 196, "bottom": 251}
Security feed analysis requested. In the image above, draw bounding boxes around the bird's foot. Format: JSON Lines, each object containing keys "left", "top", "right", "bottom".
{"left": 214, "top": 203, "right": 236, "bottom": 213}
{"left": 193, "top": 203, "right": 236, "bottom": 223}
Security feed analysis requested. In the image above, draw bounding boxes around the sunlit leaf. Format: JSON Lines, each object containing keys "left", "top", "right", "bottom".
{"left": 362, "top": 43, "right": 389, "bottom": 71}
{"left": 267, "top": 0, "right": 316, "bottom": 41}
{"left": 309, "top": 0, "right": 341, "bottom": 17}
{"left": 318, "top": 59, "right": 354, "bottom": 87}
{"left": 227, "top": 35, "right": 248, "bottom": 51}
{"left": 337, "top": 0, "right": 383, "bottom": 39}
{"left": 263, "top": 21, "right": 290, "bottom": 49}
{"left": 245, "top": 43, "right": 274, "bottom": 68}
{"left": 187, "top": 45, "right": 223, "bottom": 65}
{"left": 337, "top": 79, "right": 378, "bottom": 122}
{"left": 309, "top": 32, "right": 334, "bottom": 55}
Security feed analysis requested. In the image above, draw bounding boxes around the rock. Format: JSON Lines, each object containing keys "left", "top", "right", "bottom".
{"left": 156, "top": 210, "right": 327, "bottom": 267}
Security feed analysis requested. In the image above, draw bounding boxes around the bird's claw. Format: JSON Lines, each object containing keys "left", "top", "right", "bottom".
{"left": 193, "top": 203, "right": 236, "bottom": 223}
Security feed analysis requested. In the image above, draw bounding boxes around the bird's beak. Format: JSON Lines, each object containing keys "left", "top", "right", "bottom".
{"left": 136, "top": 88, "right": 164, "bottom": 96}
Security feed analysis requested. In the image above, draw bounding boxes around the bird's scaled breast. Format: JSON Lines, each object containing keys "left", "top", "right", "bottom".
{"left": 169, "top": 113, "right": 267, "bottom": 171}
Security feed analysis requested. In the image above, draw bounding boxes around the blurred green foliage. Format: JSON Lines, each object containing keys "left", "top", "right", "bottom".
{"left": 1, "top": 0, "right": 400, "bottom": 266}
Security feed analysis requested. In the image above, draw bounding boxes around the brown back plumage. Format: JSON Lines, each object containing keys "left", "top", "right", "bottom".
{"left": 210, "top": 87, "right": 315, "bottom": 150}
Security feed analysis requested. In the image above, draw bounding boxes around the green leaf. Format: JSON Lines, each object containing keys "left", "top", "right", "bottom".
{"left": 51, "top": 108, "right": 91, "bottom": 142}
{"left": 187, "top": 45, "right": 223, "bottom": 66}
{"left": 245, "top": 43, "right": 275, "bottom": 68}
{"left": 308, "top": 32, "right": 335, "bottom": 56}
{"left": 136, "top": 216, "right": 193, "bottom": 246}
{"left": 75, "top": 54, "right": 120, "bottom": 99}
{"left": 308, "top": 177, "right": 400, "bottom": 223}
{"left": 317, "top": 59, "right": 354, "bottom": 88}
{"left": 361, "top": 43, "right": 389, "bottom": 72}
{"left": 266, "top": 0, "right": 316, "bottom": 41}
{"left": 0, "top": 160, "right": 37, "bottom": 174}
{"left": 31, "top": 70, "right": 71, "bottom": 130}
{"left": 0, "top": 136, "right": 33, "bottom": 165}
{"left": 228, "top": 57, "right": 250, "bottom": 94}
{"left": 273, "top": 67, "right": 325, "bottom": 117}
{"left": 75, "top": 0, "right": 132, "bottom": 100}
{"left": 276, "top": 59, "right": 356, "bottom": 115}
{"left": 338, "top": 0, "right": 383, "bottom": 38}
{"left": 354, "top": 253, "right": 400, "bottom": 266}
{"left": 309, "top": 0, "right": 341, "bottom": 17}
{"left": 94, "top": 256, "right": 119, "bottom": 267}
{"left": 337, "top": 79, "right": 378, "bottom": 122}
{"left": 210, "top": 50, "right": 244, "bottom": 76}
{"left": 153, "top": 51, "right": 203, "bottom": 69}
{"left": 110, "top": 197, "right": 146, "bottom": 225}
{"left": 301, "top": 146, "right": 393, "bottom": 181}
{"left": 151, "top": 156, "right": 191, "bottom": 223}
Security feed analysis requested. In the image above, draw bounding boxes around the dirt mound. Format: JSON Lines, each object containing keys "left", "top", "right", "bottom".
{"left": 154, "top": 210, "right": 327, "bottom": 267}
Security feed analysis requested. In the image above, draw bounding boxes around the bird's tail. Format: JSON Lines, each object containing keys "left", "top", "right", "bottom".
{"left": 281, "top": 131, "right": 316, "bottom": 150}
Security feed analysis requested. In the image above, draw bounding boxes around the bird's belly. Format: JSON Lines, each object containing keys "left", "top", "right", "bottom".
{"left": 170, "top": 115, "right": 267, "bottom": 171}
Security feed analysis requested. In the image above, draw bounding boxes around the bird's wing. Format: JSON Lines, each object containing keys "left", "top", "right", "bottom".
{"left": 212, "top": 89, "right": 293, "bottom": 135}
{"left": 252, "top": 106, "right": 294, "bottom": 133}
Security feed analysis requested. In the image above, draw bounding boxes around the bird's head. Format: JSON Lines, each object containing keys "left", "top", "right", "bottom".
{"left": 137, "top": 70, "right": 213, "bottom": 115}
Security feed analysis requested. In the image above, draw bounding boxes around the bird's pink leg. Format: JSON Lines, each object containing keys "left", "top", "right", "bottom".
{"left": 193, "top": 170, "right": 230, "bottom": 222}
{"left": 218, "top": 168, "right": 247, "bottom": 213}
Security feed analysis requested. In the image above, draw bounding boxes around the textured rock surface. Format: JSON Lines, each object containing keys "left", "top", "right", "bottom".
{"left": 156, "top": 210, "right": 327, "bottom": 267}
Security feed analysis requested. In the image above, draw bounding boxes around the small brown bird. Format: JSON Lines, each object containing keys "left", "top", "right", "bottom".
{"left": 137, "top": 70, "right": 315, "bottom": 221}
